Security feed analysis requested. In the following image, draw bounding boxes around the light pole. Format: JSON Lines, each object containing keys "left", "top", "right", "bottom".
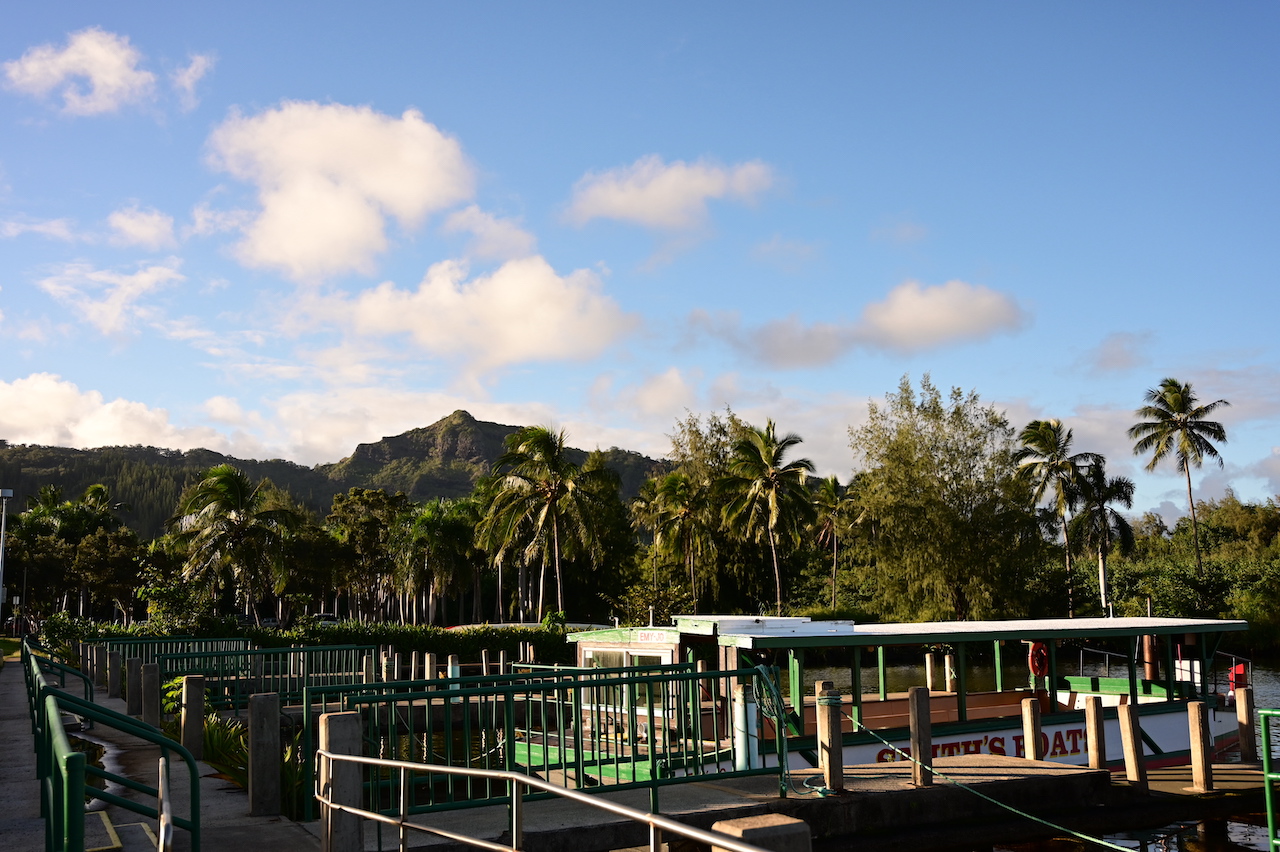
{"left": 0, "top": 488, "right": 11, "bottom": 628}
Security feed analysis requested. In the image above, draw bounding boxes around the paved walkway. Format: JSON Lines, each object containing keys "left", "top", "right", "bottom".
{"left": 0, "top": 654, "right": 46, "bottom": 852}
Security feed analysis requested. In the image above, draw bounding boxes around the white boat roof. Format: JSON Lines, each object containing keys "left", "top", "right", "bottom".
{"left": 668, "top": 614, "right": 1248, "bottom": 648}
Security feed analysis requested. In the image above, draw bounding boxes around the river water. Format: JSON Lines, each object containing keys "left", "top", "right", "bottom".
{"left": 801, "top": 658, "right": 1280, "bottom": 852}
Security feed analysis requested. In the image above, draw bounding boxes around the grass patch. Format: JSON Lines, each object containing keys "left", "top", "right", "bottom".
{"left": 0, "top": 637, "right": 20, "bottom": 658}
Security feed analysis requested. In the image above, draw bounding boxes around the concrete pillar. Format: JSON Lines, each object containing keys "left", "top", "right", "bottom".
{"left": 319, "top": 711, "right": 362, "bottom": 852}
{"left": 1118, "top": 703, "right": 1148, "bottom": 794}
{"left": 181, "top": 676, "right": 205, "bottom": 759}
{"left": 732, "top": 684, "right": 759, "bottom": 770}
{"left": 816, "top": 683, "right": 844, "bottom": 793}
{"left": 498, "top": 650, "right": 508, "bottom": 675}
{"left": 126, "top": 658, "right": 143, "bottom": 716}
{"left": 107, "top": 651, "right": 122, "bottom": 699}
{"left": 142, "top": 663, "right": 161, "bottom": 727}
{"left": 249, "top": 693, "right": 281, "bottom": 816}
{"left": 1189, "top": 700, "right": 1214, "bottom": 793}
{"left": 94, "top": 644, "right": 108, "bottom": 688}
{"left": 1237, "top": 686, "right": 1258, "bottom": 763}
{"left": 424, "top": 652, "right": 437, "bottom": 682}
{"left": 1021, "top": 697, "right": 1042, "bottom": 760}
{"left": 481, "top": 648, "right": 491, "bottom": 677}
{"left": 924, "top": 653, "right": 938, "bottom": 691}
{"left": 409, "top": 651, "right": 420, "bottom": 681}
{"left": 711, "top": 814, "right": 811, "bottom": 852}
{"left": 361, "top": 654, "right": 376, "bottom": 684}
{"left": 1085, "top": 695, "right": 1106, "bottom": 769}
{"left": 944, "top": 654, "right": 958, "bottom": 694}
{"left": 908, "top": 685, "right": 932, "bottom": 786}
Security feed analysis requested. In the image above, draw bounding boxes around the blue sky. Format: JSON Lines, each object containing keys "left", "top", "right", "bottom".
{"left": 2, "top": 3, "right": 1277, "bottom": 521}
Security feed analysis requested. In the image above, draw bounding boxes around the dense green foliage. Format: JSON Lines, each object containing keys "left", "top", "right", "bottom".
{"left": 9, "top": 374, "right": 1280, "bottom": 653}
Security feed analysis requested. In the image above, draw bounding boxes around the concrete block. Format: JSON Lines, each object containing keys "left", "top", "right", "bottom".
{"left": 711, "top": 814, "right": 811, "bottom": 852}
{"left": 249, "top": 693, "right": 281, "bottom": 816}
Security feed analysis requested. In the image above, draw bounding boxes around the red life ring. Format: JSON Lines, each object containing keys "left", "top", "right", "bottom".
{"left": 1029, "top": 642, "right": 1049, "bottom": 677}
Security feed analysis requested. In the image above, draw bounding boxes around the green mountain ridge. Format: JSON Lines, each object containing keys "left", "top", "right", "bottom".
{"left": 0, "top": 410, "right": 668, "bottom": 538}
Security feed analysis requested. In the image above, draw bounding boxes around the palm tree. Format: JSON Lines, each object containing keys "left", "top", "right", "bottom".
{"left": 484, "top": 426, "right": 607, "bottom": 619}
{"left": 719, "top": 420, "right": 815, "bottom": 616}
{"left": 651, "top": 471, "right": 711, "bottom": 609}
{"left": 169, "top": 464, "right": 299, "bottom": 623}
{"left": 1013, "top": 419, "right": 1101, "bottom": 617}
{"left": 812, "top": 475, "right": 850, "bottom": 610}
{"left": 1070, "top": 461, "right": 1135, "bottom": 616}
{"left": 1127, "top": 378, "right": 1229, "bottom": 574}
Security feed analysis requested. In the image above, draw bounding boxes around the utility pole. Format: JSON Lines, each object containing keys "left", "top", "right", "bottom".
{"left": 0, "top": 489, "right": 12, "bottom": 626}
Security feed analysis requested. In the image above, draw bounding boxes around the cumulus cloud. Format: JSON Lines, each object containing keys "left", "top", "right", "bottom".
{"left": 0, "top": 373, "right": 233, "bottom": 452}
{"left": 442, "top": 205, "right": 536, "bottom": 260}
{"left": 693, "top": 279, "right": 1026, "bottom": 368}
{"left": 170, "top": 53, "right": 214, "bottom": 111}
{"left": 186, "top": 202, "right": 253, "bottom": 237}
{"left": 107, "top": 205, "right": 176, "bottom": 249}
{"left": 4, "top": 28, "right": 155, "bottom": 115}
{"left": 1081, "top": 331, "right": 1151, "bottom": 374}
{"left": 338, "top": 256, "right": 636, "bottom": 373}
{"left": 565, "top": 154, "right": 773, "bottom": 230}
{"left": 0, "top": 218, "right": 78, "bottom": 241}
{"left": 37, "top": 260, "right": 184, "bottom": 335}
{"left": 207, "top": 101, "right": 474, "bottom": 281}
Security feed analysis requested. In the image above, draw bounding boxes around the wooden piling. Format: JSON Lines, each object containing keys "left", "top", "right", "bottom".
{"left": 141, "top": 663, "right": 160, "bottom": 727}
{"left": 1084, "top": 695, "right": 1106, "bottom": 769}
{"left": 924, "top": 653, "right": 938, "bottom": 691}
{"left": 126, "top": 658, "right": 142, "bottom": 716}
{"left": 908, "top": 685, "right": 932, "bottom": 786}
{"left": 107, "top": 651, "right": 122, "bottom": 699}
{"left": 1118, "top": 703, "right": 1148, "bottom": 793}
{"left": 1237, "top": 686, "right": 1258, "bottom": 763}
{"left": 1021, "top": 697, "right": 1042, "bottom": 760}
{"left": 249, "top": 693, "right": 281, "bottom": 816}
{"left": 319, "top": 711, "right": 362, "bottom": 852}
{"left": 180, "top": 675, "right": 204, "bottom": 760}
{"left": 816, "top": 683, "right": 844, "bottom": 793}
{"left": 1189, "top": 700, "right": 1213, "bottom": 792}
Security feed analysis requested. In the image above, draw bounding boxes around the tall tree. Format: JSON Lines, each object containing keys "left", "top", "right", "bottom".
{"left": 1013, "top": 419, "right": 1100, "bottom": 617}
{"left": 1127, "top": 377, "right": 1229, "bottom": 574}
{"left": 1069, "top": 461, "right": 1135, "bottom": 615}
{"left": 719, "top": 419, "right": 815, "bottom": 616}
{"left": 484, "top": 426, "right": 609, "bottom": 619}
{"left": 170, "top": 465, "right": 300, "bottom": 623}
{"left": 651, "top": 472, "right": 712, "bottom": 608}
{"left": 812, "top": 475, "right": 850, "bottom": 610}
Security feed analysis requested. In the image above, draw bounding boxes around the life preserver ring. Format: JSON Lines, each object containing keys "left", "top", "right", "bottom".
{"left": 1029, "top": 642, "right": 1049, "bottom": 677}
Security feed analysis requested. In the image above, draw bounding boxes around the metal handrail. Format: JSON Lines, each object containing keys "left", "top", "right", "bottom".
{"left": 315, "top": 748, "right": 776, "bottom": 852}
{"left": 1260, "top": 709, "right": 1280, "bottom": 852}
{"left": 158, "top": 757, "right": 174, "bottom": 852}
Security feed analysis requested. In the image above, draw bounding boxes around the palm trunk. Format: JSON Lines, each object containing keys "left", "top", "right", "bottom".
{"left": 830, "top": 536, "right": 838, "bottom": 610}
{"left": 553, "top": 514, "right": 564, "bottom": 614}
{"left": 1185, "top": 466, "right": 1204, "bottom": 576}
{"left": 1061, "top": 512, "right": 1075, "bottom": 618}
{"left": 769, "top": 529, "right": 782, "bottom": 617}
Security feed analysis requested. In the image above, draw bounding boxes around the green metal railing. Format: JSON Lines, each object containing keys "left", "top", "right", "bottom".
{"left": 24, "top": 639, "right": 202, "bottom": 852}
{"left": 1262, "top": 708, "right": 1280, "bottom": 852}
{"left": 22, "top": 639, "right": 95, "bottom": 733}
{"left": 335, "top": 665, "right": 782, "bottom": 820}
{"left": 157, "top": 644, "right": 376, "bottom": 712}
{"left": 297, "top": 662, "right": 697, "bottom": 821}
{"left": 91, "top": 636, "right": 253, "bottom": 667}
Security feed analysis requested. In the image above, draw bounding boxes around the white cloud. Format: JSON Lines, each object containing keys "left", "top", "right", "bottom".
{"left": 565, "top": 154, "right": 773, "bottom": 230}
{"left": 186, "top": 202, "right": 252, "bottom": 237}
{"left": 339, "top": 256, "right": 636, "bottom": 373}
{"left": 4, "top": 28, "right": 155, "bottom": 115}
{"left": 590, "top": 367, "right": 698, "bottom": 420}
{"left": 0, "top": 218, "right": 78, "bottom": 241}
{"left": 691, "top": 279, "right": 1026, "bottom": 368}
{"left": 37, "top": 260, "right": 184, "bottom": 335}
{"left": 207, "top": 101, "right": 474, "bottom": 281}
{"left": 855, "top": 280, "right": 1026, "bottom": 353}
{"left": 170, "top": 53, "right": 214, "bottom": 111}
{"left": 1080, "top": 331, "right": 1151, "bottom": 374}
{"left": 0, "top": 373, "right": 233, "bottom": 452}
{"left": 750, "top": 234, "right": 819, "bottom": 274}
{"left": 107, "top": 205, "right": 176, "bottom": 249}
{"left": 442, "top": 205, "right": 536, "bottom": 260}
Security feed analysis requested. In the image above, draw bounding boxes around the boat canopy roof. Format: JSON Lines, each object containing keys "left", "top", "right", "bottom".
{"left": 569, "top": 615, "right": 1247, "bottom": 650}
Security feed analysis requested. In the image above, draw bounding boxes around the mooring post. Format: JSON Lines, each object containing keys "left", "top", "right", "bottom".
{"left": 319, "top": 711, "right": 362, "bottom": 852}
{"left": 1189, "top": 700, "right": 1214, "bottom": 792}
{"left": 1021, "top": 697, "right": 1042, "bottom": 760}
{"left": 107, "top": 651, "right": 122, "bottom": 699}
{"left": 924, "top": 653, "right": 938, "bottom": 691}
{"left": 498, "top": 650, "right": 508, "bottom": 675}
{"left": 424, "top": 652, "right": 437, "bottom": 682}
{"left": 249, "top": 693, "right": 281, "bottom": 816}
{"left": 1118, "top": 703, "right": 1148, "bottom": 793}
{"left": 126, "top": 658, "right": 143, "bottom": 716}
{"left": 481, "top": 648, "right": 491, "bottom": 677}
{"left": 1085, "top": 695, "right": 1106, "bottom": 769}
{"left": 908, "top": 685, "right": 932, "bottom": 786}
{"left": 732, "top": 683, "right": 759, "bottom": 770}
{"left": 1237, "top": 686, "right": 1258, "bottom": 763}
{"left": 944, "top": 654, "right": 958, "bottom": 694}
{"left": 816, "top": 683, "right": 844, "bottom": 792}
{"left": 142, "top": 663, "right": 161, "bottom": 727}
{"left": 94, "top": 644, "right": 108, "bottom": 688}
{"left": 409, "top": 650, "right": 420, "bottom": 681}
{"left": 181, "top": 675, "right": 205, "bottom": 759}
{"left": 361, "top": 653, "right": 375, "bottom": 684}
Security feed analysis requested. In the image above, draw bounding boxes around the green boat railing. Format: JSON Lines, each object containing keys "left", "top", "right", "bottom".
{"left": 23, "top": 638, "right": 202, "bottom": 852}
{"left": 336, "top": 664, "right": 782, "bottom": 819}
{"left": 1262, "top": 708, "right": 1280, "bottom": 852}
{"left": 156, "top": 644, "right": 377, "bottom": 713}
